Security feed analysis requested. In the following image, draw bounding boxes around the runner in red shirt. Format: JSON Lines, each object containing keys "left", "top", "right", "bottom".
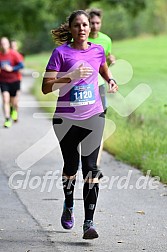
{"left": 0, "top": 37, "right": 24, "bottom": 128}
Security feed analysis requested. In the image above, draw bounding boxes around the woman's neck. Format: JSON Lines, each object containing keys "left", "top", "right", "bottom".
{"left": 71, "top": 41, "right": 89, "bottom": 50}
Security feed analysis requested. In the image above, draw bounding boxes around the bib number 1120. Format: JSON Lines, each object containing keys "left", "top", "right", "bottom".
{"left": 74, "top": 90, "right": 92, "bottom": 100}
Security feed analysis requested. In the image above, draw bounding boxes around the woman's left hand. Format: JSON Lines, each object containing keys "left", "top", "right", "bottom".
{"left": 107, "top": 80, "right": 118, "bottom": 93}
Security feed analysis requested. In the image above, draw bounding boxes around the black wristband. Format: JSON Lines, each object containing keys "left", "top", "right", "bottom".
{"left": 108, "top": 78, "right": 116, "bottom": 84}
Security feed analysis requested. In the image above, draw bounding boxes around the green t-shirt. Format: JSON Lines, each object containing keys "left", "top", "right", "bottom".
{"left": 88, "top": 32, "right": 112, "bottom": 85}
{"left": 88, "top": 32, "right": 112, "bottom": 57}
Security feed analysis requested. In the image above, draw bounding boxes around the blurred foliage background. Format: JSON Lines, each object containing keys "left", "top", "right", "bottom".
{"left": 0, "top": 0, "right": 167, "bottom": 54}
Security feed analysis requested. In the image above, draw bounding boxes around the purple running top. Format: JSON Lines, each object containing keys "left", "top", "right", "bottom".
{"left": 46, "top": 42, "right": 106, "bottom": 120}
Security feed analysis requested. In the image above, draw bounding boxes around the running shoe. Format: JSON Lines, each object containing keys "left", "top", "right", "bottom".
{"left": 61, "top": 202, "right": 74, "bottom": 229}
{"left": 83, "top": 220, "right": 99, "bottom": 239}
{"left": 4, "top": 119, "right": 12, "bottom": 128}
{"left": 11, "top": 109, "right": 18, "bottom": 122}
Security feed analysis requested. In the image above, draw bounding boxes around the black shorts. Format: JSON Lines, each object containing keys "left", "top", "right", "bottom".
{"left": 0, "top": 81, "right": 20, "bottom": 97}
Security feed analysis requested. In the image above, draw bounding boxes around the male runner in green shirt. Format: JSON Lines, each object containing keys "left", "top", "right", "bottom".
{"left": 87, "top": 8, "right": 116, "bottom": 113}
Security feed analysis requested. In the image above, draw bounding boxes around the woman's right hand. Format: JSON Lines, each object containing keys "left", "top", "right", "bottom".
{"left": 68, "top": 63, "right": 93, "bottom": 80}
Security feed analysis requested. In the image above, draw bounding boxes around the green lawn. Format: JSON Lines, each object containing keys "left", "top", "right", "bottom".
{"left": 26, "top": 34, "right": 167, "bottom": 183}
{"left": 105, "top": 34, "right": 167, "bottom": 183}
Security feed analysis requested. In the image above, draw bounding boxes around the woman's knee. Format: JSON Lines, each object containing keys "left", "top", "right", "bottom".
{"left": 63, "top": 166, "right": 78, "bottom": 178}
{"left": 82, "top": 169, "right": 103, "bottom": 181}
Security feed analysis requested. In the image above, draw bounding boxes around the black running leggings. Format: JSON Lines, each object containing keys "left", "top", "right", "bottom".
{"left": 53, "top": 113, "right": 105, "bottom": 179}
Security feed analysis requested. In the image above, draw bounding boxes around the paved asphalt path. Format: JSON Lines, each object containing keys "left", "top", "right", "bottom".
{"left": 0, "top": 73, "right": 167, "bottom": 252}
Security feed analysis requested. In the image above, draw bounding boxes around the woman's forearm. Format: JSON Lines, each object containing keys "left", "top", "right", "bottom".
{"left": 99, "top": 62, "right": 113, "bottom": 82}
{"left": 42, "top": 76, "right": 71, "bottom": 94}
{"left": 42, "top": 65, "right": 93, "bottom": 94}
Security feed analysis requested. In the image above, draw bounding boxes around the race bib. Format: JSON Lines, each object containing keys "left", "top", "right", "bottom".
{"left": 70, "top": 84, "right": 95, "bottom": 106}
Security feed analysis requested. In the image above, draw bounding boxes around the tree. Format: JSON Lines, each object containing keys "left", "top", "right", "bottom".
{"left": 0, "top": 0, "right": 148, "bottom": 53}
{"left": 0, "top": 0, "right": 49, "bottom": 36}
